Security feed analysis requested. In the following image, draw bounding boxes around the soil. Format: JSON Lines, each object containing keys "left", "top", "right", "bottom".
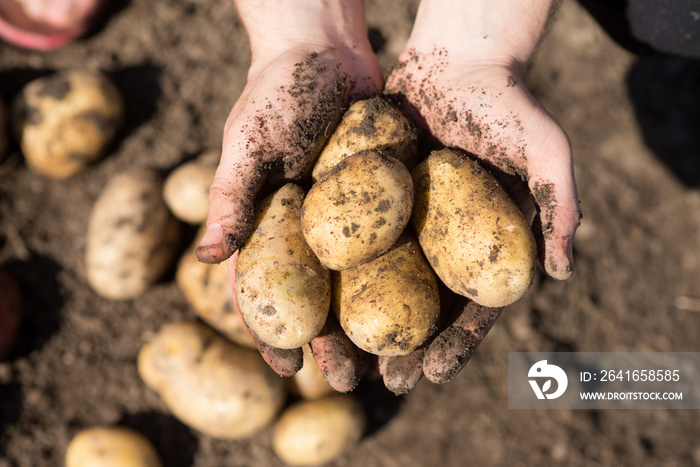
{"left": 2, "top": 0, "right": 700, "bottom": 466}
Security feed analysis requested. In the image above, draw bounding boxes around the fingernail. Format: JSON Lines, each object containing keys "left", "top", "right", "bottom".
{"left": 198, "top": 223, "right": 223, "bottom": 248}
{"left": 566, "top": 239, "right": 575, "bottom": 273}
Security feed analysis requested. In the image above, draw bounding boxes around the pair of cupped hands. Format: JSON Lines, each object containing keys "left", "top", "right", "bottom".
{"left": 194, "top": 1, "right": 580, "bottom": 395}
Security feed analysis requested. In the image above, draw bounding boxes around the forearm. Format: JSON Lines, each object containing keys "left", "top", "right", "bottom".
{"left": 233, "top": 0, "right": 372, "bottom": 61}
{"left": 408, "top": 0, "right": 560, "bottom": 67}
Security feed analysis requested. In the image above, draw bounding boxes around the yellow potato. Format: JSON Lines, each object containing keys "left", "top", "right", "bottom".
{"left": 301, "top": 150, "right": 413, "bottom": 271}
{"left": 272, "top": 394, "right": 365, "bottom": 467}
{"left": 163, "top": 149, "right": 218, "bottom": 224}
{"left": 86, "top": 169, "right": 180, "bottom": 300}
{"left": 312, "top": 97, "right": 417, "bottom": 182}
{"left": 333, "top": 231, "right": 440, "bottom": 356}
{"left": 236, "top": 183, "right": 330, "bottom": 349}
{"left": 412, "top": 149, "right": 537, "bottom": 307}
{"left": 138, "top": 321, "right": 285, "bottom": 439}
{"left": 65, "top": 427, "right": 161, "bottom": 467}
{"left": 176, "top": 225, "right": 255, "bottom": 348}
{"left": 288, "top": 345, "right": 334, "bottom": 400}
{"left": 13, "top": 70, "right": 124, "bottom": 178}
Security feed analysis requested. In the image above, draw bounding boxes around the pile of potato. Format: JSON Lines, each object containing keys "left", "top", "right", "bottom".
{"left": 134, "top": 320, "right": 365, "bottom": 466}
{"left": 235, "top": 97, "right": 537, "bottom": 359}
{"left": 5, "top": 71, "right": 536, "bottom": 465}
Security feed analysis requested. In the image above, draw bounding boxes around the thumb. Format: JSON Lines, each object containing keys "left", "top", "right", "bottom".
{"left": 194, "top": 152, "right": 268, "bottom": 264}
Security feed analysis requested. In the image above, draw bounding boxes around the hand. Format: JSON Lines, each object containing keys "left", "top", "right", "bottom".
{"left": 372, "top": 0, "right": 581, "bottom": 393}
{"left": 195, "top": 0, "right": 383, "bottom": 264}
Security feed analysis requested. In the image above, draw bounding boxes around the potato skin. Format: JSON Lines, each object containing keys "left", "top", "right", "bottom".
{"left": 138, "top": 321, "right": 285, "bottom": 439}
{"left": 412, "top": 149, "right": 536, "bottom": 307}
{"left": 236, "top": 184, "right": 330, "bottom": 349}
{"left": 65, "top": 427, "right": 161, "bottom": 467}
{"left": 312, "top": 97, "right": 417, "bottom": 182}
{"left": 272, "top": 394, "right": 365, "bottom": 467}
{"left": 176, "top": 226, "right": 255, "bottom": 349}
{"left": 13, "top": 70, "right": 124, "bottom": 178}
{"left": 302, "top": 150, "right": 413, "bottom": 271}
{"left": 86, "top": 169, "right": 180, "bottom": 300}
{"left": 333, "top": 232, "right": 440, "bottom": 356}
{"left": 163, "top": 150, "right": 218, "bottom": 224}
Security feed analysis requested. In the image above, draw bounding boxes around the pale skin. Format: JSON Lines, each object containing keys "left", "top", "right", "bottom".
{"left": 1, "top": 0, "right": 581, "bottom": 391}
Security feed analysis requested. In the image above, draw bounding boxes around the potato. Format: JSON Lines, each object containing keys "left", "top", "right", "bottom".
{"left": 13, "top": 70, "right": 124, "bottom": 178}
{"left": 412, "top": 149, "right": 536, "bottom": 307}
{"left": 176, "top": 225, "right": 255, "bottom": 349}
{"left": 65, "top": 427, "right": 161, "bottom": 467}
{"left": 333, "top": 231, "right": 440, "bottom": 356}
{"left": 138, "top": 321, "right": 285, "bottom": 439}
{"left": 312, "top": 97, "right": 417, "bottom": 182}
{"left": 288, "top": 345, "right": 335, "bottom": 400}
{"left": 236, "top": 183, "right": 330, "bottom": 349}
{"left": 86, "top": 169, "right": 180, "bottom": 300}
{"left": 301, "top": 150, "right": 413, "bottom": 271}
{"left": 0, "top": 270, "right": 23, "bottom": 360}
{"left": 272, "top": 394, "right": 365, "bottom": 466}
{"left": 163, "top": 149, "right": 218, "bottom": 224}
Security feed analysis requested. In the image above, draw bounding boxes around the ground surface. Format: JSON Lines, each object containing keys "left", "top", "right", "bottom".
{"left": 1, "top": 1, "right": 700, "bottom": 466}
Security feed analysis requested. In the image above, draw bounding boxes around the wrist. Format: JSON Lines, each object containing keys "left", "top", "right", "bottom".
{"left": 406, "top": 0, "right": 557, "bottom": 69}
{"left": 235, "top": 0, "right": 373, "bottom": 63}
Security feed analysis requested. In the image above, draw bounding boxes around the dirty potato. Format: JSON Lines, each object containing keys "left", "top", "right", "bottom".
{"left": 412, "top": 149, "right": 536, "bottom": 307}
{"left": 163, "top": 149, "right": 218, "bottom": 224}
{"left": 236, "top": 184, "right": 330, "bottom": 349}
{"left": 333, "top": 231, "right": 440, "bottom": 356}
{"left": 272, "top": 394, "right": 365, "bottom": 467}
{"left": 312, "top": 97, "right": 417, "bottom": 182}
{"left": 13, "top": 70, "right": 124, "bottom": 178}
{"left": 65, "top": 427, "right": 161, "bottom": 467}
{"left": 176, "top": 225, "right": 255, "bottom": 348}
{"left": 138, "top": 321, "right": 285, "bottom": 439}
{"left": 86, "top": 169, "right": 180, "bottom": 300}
{"left": 302, "top": 150, "right": 413, "bottom": 271}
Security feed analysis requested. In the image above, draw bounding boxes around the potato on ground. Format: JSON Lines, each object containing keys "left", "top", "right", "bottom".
{"left": 272, "top": 394, "right": 365, "bottom": 466}
{"left": 85, "top": 169, "right": 180, "bottom": 300}
{"left": 163, "top": 149, "right": 218, "bottom": 224}
{"left": 236, "top": 183, "right": 330, "bottom": 349}
{"left": 66, "top": 427, "right": 161, "bottom": 467}
{"left": 312, "top": 97, "right": 417, "bottom": 182}
{"left": 176, "top": 225, "right": 255, "bottom": 348}
{"left": 302, "top": 150, "right": 413, "bottom": 271}
{"left": 288, "top": 345, "right": 335, "bottom": 400}
{"left": 412, "top": 149, "right": 537, "bottom": 307}
{"left": 138, "top": 321, "right": 285, "bottom": 439}
{"left": 0, "top": 270, "right": 23, "bottom": 360}
{"left": 333, "top": 231, "right": 440, "bottom": 356}
{"left": 13, "top": 70, "right": 124, "bottom": 178}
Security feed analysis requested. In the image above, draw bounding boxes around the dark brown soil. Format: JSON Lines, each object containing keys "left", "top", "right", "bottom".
{"left": 2, "top": 1, "right": 700, "bottom": 466}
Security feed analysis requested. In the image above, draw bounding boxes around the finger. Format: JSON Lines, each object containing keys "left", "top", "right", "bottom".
{"left": 308, "top": 314, "right": 367, "bottom": 393}
{"left": 227, "top": 252, "right": 303, "bottom": 376}
{"left": 195, "top": 96, "right": 275, "bottom": 263}
{"left": 525, "top": 127, "right": 581, "bottom": 280}
{"left": 423, "top": 301, "right": 502, "bottom": 384}
{"left": 379, "top": 349, "right": 426, "bottom": 395}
